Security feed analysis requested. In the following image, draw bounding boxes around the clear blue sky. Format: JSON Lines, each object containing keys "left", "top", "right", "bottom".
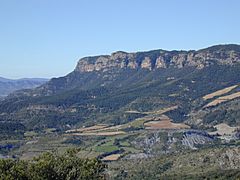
{"left": 0, "top": 0, "right": 240, "bottom": 79}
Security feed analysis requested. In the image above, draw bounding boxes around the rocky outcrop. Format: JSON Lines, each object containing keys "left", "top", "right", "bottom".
{"left": 181, "top": 130, "right": 214, "bottom": 149}
{"left": 75, "top": 44, "right": 240, "bottom": 73}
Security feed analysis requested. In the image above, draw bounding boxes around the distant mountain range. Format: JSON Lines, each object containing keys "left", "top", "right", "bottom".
{"left": 0, "top": 77, "right": 48, "bottom": 97}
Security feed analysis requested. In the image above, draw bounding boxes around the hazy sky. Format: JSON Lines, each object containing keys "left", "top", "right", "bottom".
{"left": 0, "top": 0, "right": 240, "bottom": 79}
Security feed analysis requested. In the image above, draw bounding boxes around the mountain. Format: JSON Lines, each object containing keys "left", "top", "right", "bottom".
{"left": 0, "top": 77, "right": 48, "bottom": 97}
{"left": 0, "top": 45, "right": 239, "bottom": 178}
{"left": 28, "top": 44, "right": 240, "bottom": 96}
{"left": 0, "top": 44, "right": 240, "bottom": 134}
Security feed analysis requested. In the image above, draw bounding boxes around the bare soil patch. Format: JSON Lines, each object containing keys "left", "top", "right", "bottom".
{"left": 209, "top": 123, "right": 239, "bottom": 136}
{"left": 204, "top": 91, "right": 240, "bottom": 108}
{"left": 203, "top": 85, "right": 238, "bottom": 100}
{"left": 102, "top": 154, "right": 122, "bottom": 161}
{"left": 145, "top": 119, "right": 190, "bottom": 130}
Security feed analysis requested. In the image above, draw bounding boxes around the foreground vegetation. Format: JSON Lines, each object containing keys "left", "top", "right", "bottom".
{"left": 0, "top": 149, "right": 106, "bottom": 180}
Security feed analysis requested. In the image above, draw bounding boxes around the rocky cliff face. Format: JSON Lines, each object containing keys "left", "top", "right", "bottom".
{"left": 75, "top": 45, "right": 240, "bottom": 73}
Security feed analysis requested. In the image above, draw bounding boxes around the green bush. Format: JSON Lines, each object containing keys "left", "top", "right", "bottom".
{"left": 0, "top": 149, "right": 106, "bottom": 180}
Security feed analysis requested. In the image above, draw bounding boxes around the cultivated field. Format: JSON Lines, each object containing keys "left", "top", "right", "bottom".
{"left": 102, "top": 154, "right": 122, "bottom": 161}
{"left": 125, "top": 105, "right": 178, "bottom": 115}
{"left": 65, "top": 106, "right": 180, "bottom": 137}
{"left": 203, "top": 85, "right": 238, "bottom": 100}
{"left": 66, "top": 124, "right": 108, "bottom": 133}
{"left": 204, "top": 91, "right": 240, "bottom": 108}
{"left": 122, "top": 106, "right": 179, "bottom": 129}
{"left": 144, "top": 119, "right": 190, "bottom": 130}
{"left": 65, "top": 123, "right": 125, "bottom": 136}
{"left": 66, "top": 131, "right": 126, "bottom": 136}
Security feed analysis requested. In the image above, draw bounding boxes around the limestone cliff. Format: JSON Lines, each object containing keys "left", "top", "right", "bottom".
{"left": 75, "top": 44, "right": 240, "bottom": 73}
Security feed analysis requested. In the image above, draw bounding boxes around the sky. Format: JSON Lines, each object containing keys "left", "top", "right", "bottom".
{"left": 0, "top": 0, "right": 240, "bottom": 79}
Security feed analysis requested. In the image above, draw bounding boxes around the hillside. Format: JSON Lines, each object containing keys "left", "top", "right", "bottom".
{"left": 109, "top": 147, "right": 240, "bottom": 179}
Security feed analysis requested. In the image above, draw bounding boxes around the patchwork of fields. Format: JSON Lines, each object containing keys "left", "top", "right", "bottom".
{"left": 1, "top": 85, "right": 239, "bottom": 163}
